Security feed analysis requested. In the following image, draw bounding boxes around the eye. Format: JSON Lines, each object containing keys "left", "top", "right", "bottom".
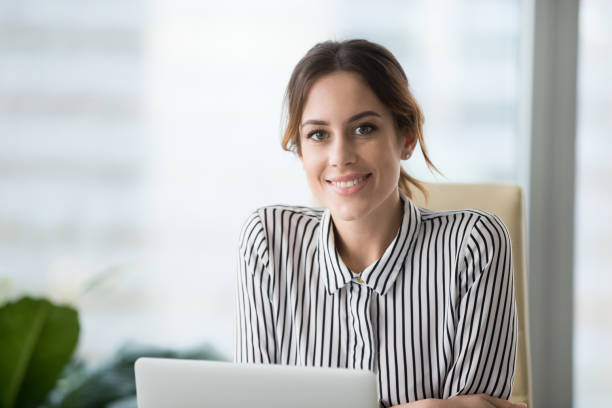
{"left": 355, "top": 123, "right": 377, "bottom": 135}
{"left": 306, "top": 129, "right": 328, "bottom": 141}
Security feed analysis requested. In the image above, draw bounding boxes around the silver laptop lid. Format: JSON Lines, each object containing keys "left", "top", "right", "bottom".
{"left": 135, "top": 357, "right": 378, "bottom": 408}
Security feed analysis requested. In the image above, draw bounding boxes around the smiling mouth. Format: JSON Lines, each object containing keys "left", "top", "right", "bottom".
{"left": 325, "top": 173, "right": 372, "bottom": 195}
{"left": 329, "top": 175, "right": 369, "bottom": 188}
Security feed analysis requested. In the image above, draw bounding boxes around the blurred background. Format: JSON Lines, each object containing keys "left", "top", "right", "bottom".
{"left": 0, "top": 0, "right": 609, "bottom": 407}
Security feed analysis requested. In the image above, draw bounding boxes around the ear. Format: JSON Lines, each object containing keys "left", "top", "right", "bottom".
{"left": 400, "top": 130, "right": 417, "bottom": 160}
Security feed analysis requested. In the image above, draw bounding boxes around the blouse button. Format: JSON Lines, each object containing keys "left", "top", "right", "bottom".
{"left": 355, "top": 276, "right": 365, "bottom": 284}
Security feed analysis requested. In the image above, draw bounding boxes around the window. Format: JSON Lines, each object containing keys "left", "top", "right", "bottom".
{"left": 575, "top": 0, "right": 612, "bottom": 406}
{"left": 0, "top": 0, "right": 522, "bottom": 364}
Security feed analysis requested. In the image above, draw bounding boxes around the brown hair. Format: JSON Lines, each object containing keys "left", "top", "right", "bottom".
{"left": 281, "top": 39, "right": 442, "bottom": 201}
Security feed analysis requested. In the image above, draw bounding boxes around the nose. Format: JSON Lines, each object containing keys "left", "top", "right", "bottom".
{"left": 328, "top": 133, "right": 356, "bottom": 168}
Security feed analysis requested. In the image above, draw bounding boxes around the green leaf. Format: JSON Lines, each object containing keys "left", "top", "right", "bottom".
{"left": 0, "top": 296, "right": 79, "bottom": 408}
{"left": 54, "top": 343, "right": 226, "bottom": 408}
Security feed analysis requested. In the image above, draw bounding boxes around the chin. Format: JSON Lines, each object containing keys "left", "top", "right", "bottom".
{"left": 325, "top": 197, "right": 371, "bottom": 221}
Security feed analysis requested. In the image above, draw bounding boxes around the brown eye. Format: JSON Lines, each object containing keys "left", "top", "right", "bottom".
{"left": 307, "top": 129, "right": 327, "bottom": 141}
{"left": 355, "top": 124, "right": 376, "bottom": 135}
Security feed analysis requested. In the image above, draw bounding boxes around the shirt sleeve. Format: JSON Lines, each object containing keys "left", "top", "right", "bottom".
{"left": 233, "top": 210, "right": 277, "bottom": 364}
{"left": 443, "top": 213, "right": 518, "bottom": 399}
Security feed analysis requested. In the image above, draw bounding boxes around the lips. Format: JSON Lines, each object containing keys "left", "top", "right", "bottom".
{"left": 326, "top": 173, "right": 372, "bottom": 196}
{"left": 326, "top": 173, "right": 371, "bottom": 183}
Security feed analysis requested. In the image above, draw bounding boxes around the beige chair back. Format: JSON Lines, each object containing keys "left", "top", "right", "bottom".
{"left": 412, "top": 182, "right": 532, "bottom": 407}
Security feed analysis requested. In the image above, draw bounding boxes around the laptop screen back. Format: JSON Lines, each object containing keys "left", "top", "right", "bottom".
{"left": 135, "top": 357, "right": 379, "bottom": 408}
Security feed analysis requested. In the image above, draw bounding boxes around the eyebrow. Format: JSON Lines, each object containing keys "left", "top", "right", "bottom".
{"left": 300, "top": 110, "right": 382, "bottom": 129}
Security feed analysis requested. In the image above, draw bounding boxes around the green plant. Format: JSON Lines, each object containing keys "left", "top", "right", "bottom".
{"left": 46, "top": 343, "right": 226, "bottom": 408}
{"left": 0, "top": 288, "right": 228, "bottom": 408}
{"left": 0, "top": 297, "right": 79, "bottom": 408}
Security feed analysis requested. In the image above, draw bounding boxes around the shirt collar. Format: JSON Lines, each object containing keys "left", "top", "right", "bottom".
{"left": 317, "top": 192, "right": 422, "bottom": 296}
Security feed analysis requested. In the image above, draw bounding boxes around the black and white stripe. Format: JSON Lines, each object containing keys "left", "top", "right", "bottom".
{"left": 234, "top": 193, "right": 517, "bottom": 407}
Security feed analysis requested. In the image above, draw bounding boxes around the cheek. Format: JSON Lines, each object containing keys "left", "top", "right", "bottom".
{"left": 374, "top": 149, "right": 402, "bottom": 179}
{"left": 300, "top": 150, "right": 325, "bottom": 180}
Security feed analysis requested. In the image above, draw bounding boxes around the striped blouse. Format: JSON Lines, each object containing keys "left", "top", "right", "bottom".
{"left": 233, "top": 192, "right": 517, "bottom": 407}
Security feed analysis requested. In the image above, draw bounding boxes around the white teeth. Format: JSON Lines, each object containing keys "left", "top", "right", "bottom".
{"left": 331, "top": 176, "right": 366, "bottom": 188}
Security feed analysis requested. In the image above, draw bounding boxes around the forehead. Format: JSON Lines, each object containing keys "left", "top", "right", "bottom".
{"left": 301, "top": 71, "right": 389, "bottom": 123}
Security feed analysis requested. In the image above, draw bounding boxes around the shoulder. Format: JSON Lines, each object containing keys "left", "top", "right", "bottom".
{"left": 256, "top": 204, "right": 325, "bottom": 223}
{"left": 239, "top": 204, "right": 325, "bottom": 242}
{"left": 415, "top": 205, "right": 511, "bottom": 258}
{"left": 242, "top": 204, "right": 324, "bottom": 227}
{"left": 417, "top": 205, "right": 507, "bottom": 233}
{"left": 238, "top": 204, "right": 324, "bottom": 270}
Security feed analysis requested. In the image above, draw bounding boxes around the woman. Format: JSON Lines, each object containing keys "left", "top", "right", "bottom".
{"left": 234, "top": 39, "right": 521, "bottom": 408}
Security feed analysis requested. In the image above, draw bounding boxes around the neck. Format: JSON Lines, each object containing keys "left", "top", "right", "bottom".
{"left": 332, "top": 189, "right": 404, "bottom": 274}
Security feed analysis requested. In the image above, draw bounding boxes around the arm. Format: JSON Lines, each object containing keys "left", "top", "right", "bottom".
{"left": 442, "top": 214, "right": 518, "bottom": 399}
{"left": 392, "top": 394, "right": 526, "bottom": 408}
{"left": 234, "top": 210, "right": 277, "bottom": 364}
{"left": 393, "top": 214, "right": 521, "bottom": 408}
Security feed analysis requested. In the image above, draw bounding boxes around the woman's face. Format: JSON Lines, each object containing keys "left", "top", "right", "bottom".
{"left": 298, "top": 70, "right": 416, "bottom": 222}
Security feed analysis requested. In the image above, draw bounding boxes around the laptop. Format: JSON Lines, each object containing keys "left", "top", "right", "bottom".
{"left": 134, "top": 357, "right": 379, "bottom": 408}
